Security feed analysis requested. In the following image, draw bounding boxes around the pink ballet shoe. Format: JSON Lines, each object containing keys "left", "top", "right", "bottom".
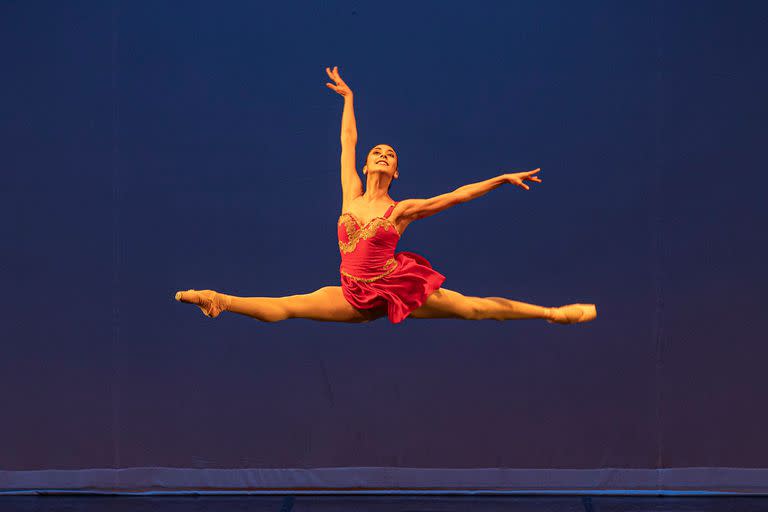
{"left": 546, "top": 303, "right": 597, "bottom": 324}
{"left": 174, "top": 289, "right": 231, "bottom": 318}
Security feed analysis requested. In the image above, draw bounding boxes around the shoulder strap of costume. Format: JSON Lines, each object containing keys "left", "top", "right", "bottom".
{"left": 384, "top": 202, "right": 398, "bottom": 218}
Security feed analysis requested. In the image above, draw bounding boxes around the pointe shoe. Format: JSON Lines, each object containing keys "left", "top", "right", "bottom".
{"left": 546, "top": 303, "right": 597, "bottom": 324}
{"left": 174, "top": 289, "right": 231, "bottom": 318}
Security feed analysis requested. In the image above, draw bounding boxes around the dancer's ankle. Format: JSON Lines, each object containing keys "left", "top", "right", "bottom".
{"left": 219, "top": 292, "right": 233, "bottom": 312}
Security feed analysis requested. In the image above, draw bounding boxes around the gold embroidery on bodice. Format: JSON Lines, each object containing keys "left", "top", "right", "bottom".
{"left": 337, "top": 213, "right": 399, "bottom": 254}
{"left": 340, "top": 257, "right": 398, "bottom": 282}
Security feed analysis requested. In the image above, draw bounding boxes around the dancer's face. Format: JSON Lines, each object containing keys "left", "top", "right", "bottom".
{"left": 364, "top": 144, "right": 398, "bottom": 181}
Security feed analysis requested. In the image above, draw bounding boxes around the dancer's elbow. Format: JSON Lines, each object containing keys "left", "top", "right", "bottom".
{"left": 452, "top": 190, "right": 472, "bottom": 204}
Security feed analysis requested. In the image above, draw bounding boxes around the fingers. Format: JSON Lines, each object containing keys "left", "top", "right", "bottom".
{"left": 524, "top": 168, "right": 542, "bottom": 183}
{"left": 325, "top": 66, "right": 341, "bottom": 94}
{"left": 329, "top": 65, "right": 347, "bottom": 84}
{"left": 325, "top": 66, "right": 342, "bottom": 81}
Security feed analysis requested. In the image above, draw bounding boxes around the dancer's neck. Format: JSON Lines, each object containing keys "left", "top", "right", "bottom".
{"left": 364, "top": 172, "right": 393, "bottom": 202}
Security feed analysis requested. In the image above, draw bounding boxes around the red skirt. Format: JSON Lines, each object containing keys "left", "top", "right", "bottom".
{"left": 340, "top": 251, "right": 446, "bottom": 324}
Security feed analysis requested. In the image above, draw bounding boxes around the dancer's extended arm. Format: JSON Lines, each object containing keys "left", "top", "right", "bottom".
{"left": 325, "top": 66, "right": 363, "bottom": 209}
{"left": 397, "top": 169, "right": 542, "bottom": 221}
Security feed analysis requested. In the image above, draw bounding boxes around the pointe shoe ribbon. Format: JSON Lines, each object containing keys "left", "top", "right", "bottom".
{"left": 546, "top": 304, "right": 597, "bottom": 324}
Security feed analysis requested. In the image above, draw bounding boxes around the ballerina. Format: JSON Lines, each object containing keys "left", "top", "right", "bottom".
{"left": 175, "top": 66, "right": 597, "bottom": 325}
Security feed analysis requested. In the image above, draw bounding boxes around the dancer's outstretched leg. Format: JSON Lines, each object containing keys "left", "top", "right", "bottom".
{"left": 175, "top": 287, "right": 595, "bottom": 324}
{"left": 175, "top": 286, "right": 386, "bottom": 323}
{"left": 409, "top": 288, "right": 596, "bottom": 323}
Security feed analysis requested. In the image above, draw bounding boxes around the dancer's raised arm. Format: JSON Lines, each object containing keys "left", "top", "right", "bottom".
{"left": 396, "top": 169, "right": 542, "bottom": 222}
{"left": 325, "top": 66, "right": 363, "bottom": 209}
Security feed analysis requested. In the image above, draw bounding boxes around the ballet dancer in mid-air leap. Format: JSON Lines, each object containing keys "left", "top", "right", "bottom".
{"left": 175, "top": 66, "right": 597, "bottom": 325}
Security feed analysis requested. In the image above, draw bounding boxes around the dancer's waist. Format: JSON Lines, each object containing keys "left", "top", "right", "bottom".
{"left": 340, "top": 257, "right": 398, "bottom": 283}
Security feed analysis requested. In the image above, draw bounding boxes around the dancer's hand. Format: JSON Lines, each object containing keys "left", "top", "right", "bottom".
{"left": 503, "top": 168, "right": 542, "bottom": 190}
{"left": 325, "top": 66, "right": 353, "bottom": 98}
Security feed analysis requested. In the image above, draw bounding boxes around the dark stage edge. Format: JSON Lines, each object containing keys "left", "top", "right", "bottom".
{"left": 1, "top": 495, "right": 768, "bottom": 512}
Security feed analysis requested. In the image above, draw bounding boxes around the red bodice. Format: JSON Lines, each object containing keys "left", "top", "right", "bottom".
{"left": 337, "top": 203, "right": 400, "bottom": 282}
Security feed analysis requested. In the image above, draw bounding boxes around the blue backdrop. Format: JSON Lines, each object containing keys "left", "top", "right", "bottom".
{"left": 1, "top": 0, "right": 767, "bottom": 493}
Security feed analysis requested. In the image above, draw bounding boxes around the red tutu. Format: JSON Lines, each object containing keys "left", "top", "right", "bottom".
{"left": 337, "top": 203, "right": 446, "bottom": 324}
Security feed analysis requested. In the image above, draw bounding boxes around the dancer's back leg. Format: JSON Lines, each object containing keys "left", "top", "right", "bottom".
{"left": 409, "top": 288, "right": 548, "bottom": 320}
{"left": 409, "top": 288, "right": 596, "bottom": 323}
{"left": 176, "top": 286, "right": 386, "bottom": 323}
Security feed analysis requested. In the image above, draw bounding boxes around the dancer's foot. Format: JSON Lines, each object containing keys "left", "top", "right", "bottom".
{"left": 546, "top": 304, "right": 597, "bottom": 324}
{"left": 175, "top": 289, "right": 231, "bottom": 318}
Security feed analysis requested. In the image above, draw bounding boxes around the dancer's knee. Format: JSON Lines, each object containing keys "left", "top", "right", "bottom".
{"left": 260, "top": 299, "right": 292, "bottom": 322}
{"left": 416, "top": 288, "right": 483, "bottom": 320}
{"left": 280, "top": 291, "right": 321, "bottom": 320}
{"left": 260, "top": 292, "right": 322, "bottom": 322}
{"left": 463, "top": 298, "right": 486, "bottom": 320}
{"left": 438, "top": 290, "right": 483, "bottom": 320}
{"left": 471, "top": 297, "right": 511, "bottom": 320}
{"left": 282, "top": 286, "right": 371, "bottom": 323}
